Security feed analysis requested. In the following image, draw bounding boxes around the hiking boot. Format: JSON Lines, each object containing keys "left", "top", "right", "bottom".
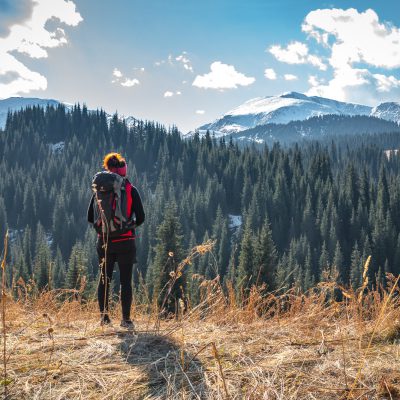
{"left": 120, "top": 319, "right": 135, "bottom": 330}
{"left": 100, "top": 314, "right": 111, "bottom": 326}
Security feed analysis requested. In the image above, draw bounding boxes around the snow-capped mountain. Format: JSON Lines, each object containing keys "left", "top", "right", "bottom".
{"left": 230, "top": 114, "right": 400, "bottom": 145}
{"left": 0, "top": 97, "right": 60, "bottom": 128}
{"left": 371, "top": 102, "right": 400, "bottom": 123}
{"left": 191, "top": 92, "right": 400, "bottom": 139}
{"left": 195, "top": 92, "right": 373, "bottom": 137}
{"left": 0, "top": 97, "right": 137, "bottom": 129}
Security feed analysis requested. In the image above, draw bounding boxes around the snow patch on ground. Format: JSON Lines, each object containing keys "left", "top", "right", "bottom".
{"left": 46, "top": 233, "right": 53, "bottom": 246}
{"left": 384, "top": 149, "right": 399, "bottom": 160}
{"left": 7, "top": 228, "right": 23, "bottom": 243}
{"left": 228, "top": 214, "right": 242, "bottom": 229}
{"left": 49, "top": 141, "right": 65, "bottom": 153}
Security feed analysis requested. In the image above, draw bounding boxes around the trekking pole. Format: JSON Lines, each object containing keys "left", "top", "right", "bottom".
{"left": 95, "top": 192, "right": 110, "bottom": 325}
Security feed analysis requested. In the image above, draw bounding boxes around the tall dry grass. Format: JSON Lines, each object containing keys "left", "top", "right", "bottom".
{"left": 1, "top": 241, "right": 400, "bottom": 399}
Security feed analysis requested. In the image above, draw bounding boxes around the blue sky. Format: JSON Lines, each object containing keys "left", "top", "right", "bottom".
{"left": 0, "top": 0, "right": 399, "bottom": 132}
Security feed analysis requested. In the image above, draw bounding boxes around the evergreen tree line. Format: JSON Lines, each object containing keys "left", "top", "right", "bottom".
{"left": 1, "top": 104, "right": 400, "bottom": 303}
{"left": 234, "top": 113, "right": 400, "bottom": 146}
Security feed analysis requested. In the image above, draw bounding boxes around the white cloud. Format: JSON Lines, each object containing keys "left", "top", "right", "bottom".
{"left": 155, "top": 52, "right": 194, "bottom": 73}
{"left": 264, "top": 68, "right": 277, "bottom": 80}
{"left": 0, "top": 0, "right": 82, "bottom": 98}
{"left": 196, "top": 110, "right": 205, "bottom": 114}
{"left": 269, "top": 41, "right": 327, "bottom": 71}
{"left": 112, "top": 68, "right": 140, "bottom": 88}
{"left": 192, "top": 61, "right": 255, "bottom": 90}
{"left": 164, "top": 90, "right": 182, "bottom": 97}
{"left": 373, "top": 74, "right": 400, "bottom": 92}
{"left": 284, "top": 74, "right": 298, "bottom": 81}
{"left": 306, "top": 68, "right": 400, "bottom": 104}
{"left": 302, "top": 8, "right": 400, "bottom": 103}
{"left": 308, "top": 75, "right": 321, "bottom": 87}
{"left": 113, "top": 68, "right": 123, "bottom": 79}
{"left": 302, "top": 8, "right": 400, "bottom": 69}
{"left": 176, "top": 52, "right": 193, "bottom": 72}
{"left": 121, "top": 78, "right": 139, "bottom": 87}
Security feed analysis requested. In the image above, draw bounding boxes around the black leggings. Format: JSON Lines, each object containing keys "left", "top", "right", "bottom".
{"left": 97, "top": 242, "right": 136, "bottom": 320}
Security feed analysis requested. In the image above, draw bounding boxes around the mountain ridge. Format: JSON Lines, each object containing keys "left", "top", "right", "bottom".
{"left": 0, "top": 97, "right": 137, "bottom": 129}
{"left": 193, "top": 92, "right": 400, "bottom": 139}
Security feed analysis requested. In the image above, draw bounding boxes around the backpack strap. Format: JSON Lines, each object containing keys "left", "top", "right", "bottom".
{"left": 125, "top": 179, "right": 133, "bottom": 219}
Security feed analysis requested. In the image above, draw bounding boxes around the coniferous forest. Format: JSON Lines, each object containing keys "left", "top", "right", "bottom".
{"left": 2, "top": 104, "right": 400, "bottom": 303}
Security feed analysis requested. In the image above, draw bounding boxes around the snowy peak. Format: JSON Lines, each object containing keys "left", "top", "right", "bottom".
{"left": 371, "top": 102, "right": 400, "bottom": 123}
{"left": 0, "top": 97, "right": 61, "bottom": 128}
{"left": 197, "top": 92, "right": 373, "bottom": 136}
{"left": 280, "top": 91, "right": 309, "bottom": 101}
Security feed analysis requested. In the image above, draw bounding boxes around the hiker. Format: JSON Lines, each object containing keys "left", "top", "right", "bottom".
{"left": 87, "top": 152, "right": 145, "bottom": 328}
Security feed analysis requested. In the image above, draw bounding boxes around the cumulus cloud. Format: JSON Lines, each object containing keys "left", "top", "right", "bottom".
{"left": 284, "top": 74, "right": 298, "bottom": 81}
{"left": 302, "top": 8, "right": 400, "bottom": 69}
{"left": 264, "top": 68, "right": 277, "bottom": 80}
{"left": 0, "top": 0, "right": 82, "bottom": 98}
{"left": 302, "top": 8, "right": 400, "bottom": 103}
{"left": 269, "top": 41, "right": 327, "bottom": 71}
{"left": 196, "top": 110, "right": 205, "bottom": 114}
{"left": 192, "top": 61, "right": 255, "bottom": 90}
{"left": 112, "top": 68, "right": 140, "bottom": 88}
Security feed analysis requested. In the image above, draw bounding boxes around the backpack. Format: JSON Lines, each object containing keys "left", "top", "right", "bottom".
{"left": 91, "top": 171, "right": 134, "bottom": 238}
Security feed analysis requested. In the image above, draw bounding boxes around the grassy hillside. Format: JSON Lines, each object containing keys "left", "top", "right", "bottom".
{"left": 2, "top": 256, "right": 400, "bottom": 399}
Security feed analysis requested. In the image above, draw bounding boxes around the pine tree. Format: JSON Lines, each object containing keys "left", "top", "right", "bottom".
{"left": 333, "top": 241, "right": 343, "bottom": 284}
{"left": 66, "top": 242, "right": 87, "bottom": 289}
{"left": 218, "top": 218, "right": 230, "bottom": 279}
{"left": 53, "top": 247, "right": 66, "bottom": 288}
{"left": 253, "top": 217, "right": 277, "bottom": 290}
{"left": 350, "top": 242, "right": 362, "bottom": 289}
{"left": 147, "top": 204, "right": 185, "bottom": 314}
{"left": 319, "top": 241, "right": 330, "bottom": 280}
{"left": 33, "top": 223, "right": 51, "bottom": 289}
{"left": 236, "top": 222, "right": 255, "bottom": 295}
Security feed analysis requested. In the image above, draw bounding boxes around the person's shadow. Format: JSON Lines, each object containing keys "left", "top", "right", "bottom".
{"left": 117, "top": 331, "right": 208, "bottom": 399}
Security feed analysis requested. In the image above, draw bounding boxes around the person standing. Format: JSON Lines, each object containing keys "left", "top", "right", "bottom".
{"left": 87, "top": 152, "right": 145, "bottom": 329}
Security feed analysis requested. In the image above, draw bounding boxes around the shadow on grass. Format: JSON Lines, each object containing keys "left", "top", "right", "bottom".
{"left": 117, "top": 331, "right": 208, "bottom": 399}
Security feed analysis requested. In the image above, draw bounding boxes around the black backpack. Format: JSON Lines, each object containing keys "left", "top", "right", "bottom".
{"left": 91, "top": 171, "right": 134, "bottom": 238}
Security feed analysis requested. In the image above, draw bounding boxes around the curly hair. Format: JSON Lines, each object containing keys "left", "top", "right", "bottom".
{"left": 103, "top": 152, "right": 125, "bottom": 170}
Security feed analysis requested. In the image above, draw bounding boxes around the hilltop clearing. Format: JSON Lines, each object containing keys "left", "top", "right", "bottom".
{"left": 2, "top": 281, "right": 400, "bottom": 400}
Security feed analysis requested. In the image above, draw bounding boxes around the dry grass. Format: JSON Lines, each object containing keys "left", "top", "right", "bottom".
{"left": 1, "top": 273, "right": 400, "bottom": 400}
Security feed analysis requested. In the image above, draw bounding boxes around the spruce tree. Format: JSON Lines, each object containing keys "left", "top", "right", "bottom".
{"left": 147, "top": 204, "right": 185, "bottom": 314}
{"left": 253, "top": 217, "right": 277, "bottom": 290}
{"left": 350, "top": 242, "right": 362, "bottom": 289}
{"left": 236, "top": 221, "right": 255, "bottom": 295}
{"left": 66, "top": 242, "right": 87, "bottom": 289}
